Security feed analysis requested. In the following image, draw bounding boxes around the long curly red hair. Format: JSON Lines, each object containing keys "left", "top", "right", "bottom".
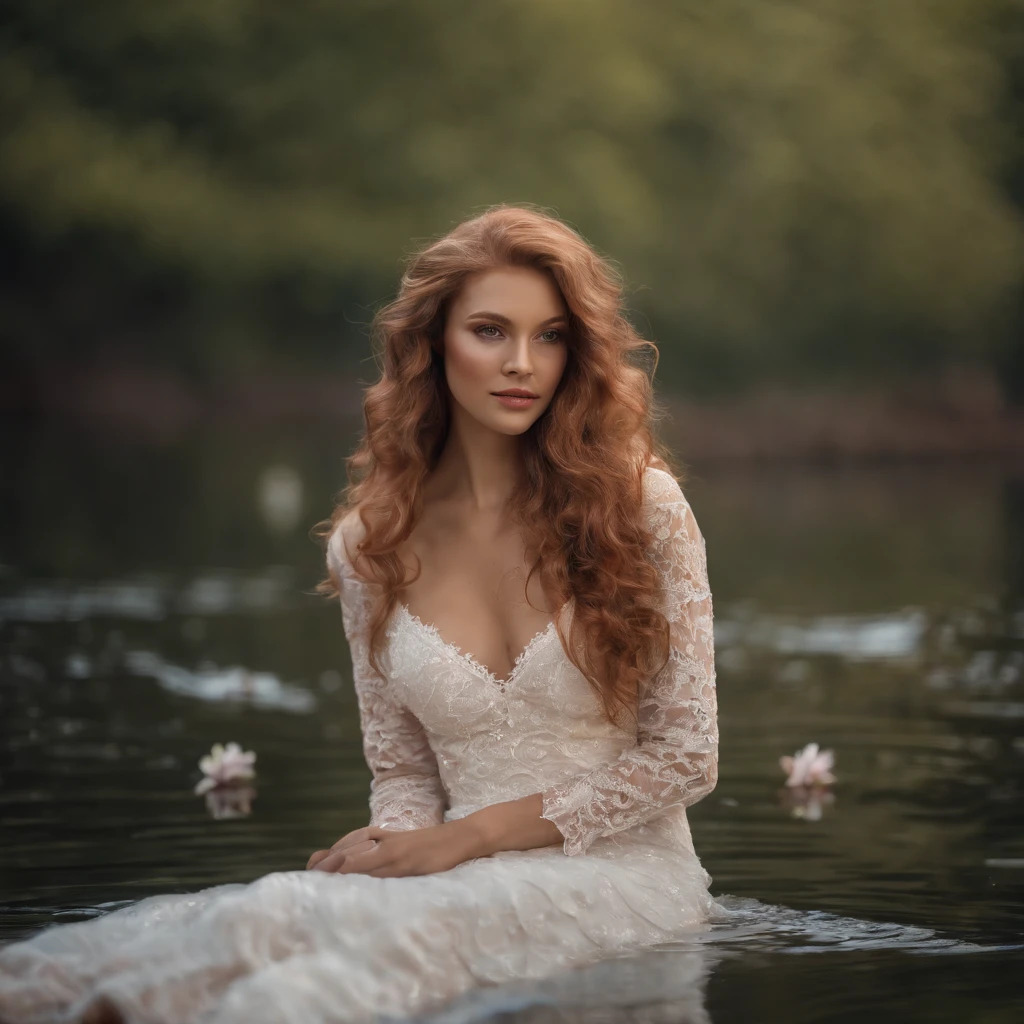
{"left": 316, "top": 203, "right": 687, "bottom": 727}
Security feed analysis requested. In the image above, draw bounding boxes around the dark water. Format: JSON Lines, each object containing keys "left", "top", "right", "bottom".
{"left": 1, "top": 421, "right": 1022, "bottom": 1022}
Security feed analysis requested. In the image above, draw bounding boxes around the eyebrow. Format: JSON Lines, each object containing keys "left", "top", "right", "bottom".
{"left": 465, "top": 310, "right": 569, "bottom": 327}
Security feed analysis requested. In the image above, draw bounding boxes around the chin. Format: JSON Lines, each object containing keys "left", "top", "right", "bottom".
{"left": 451, "top": 391, "right": 550, "bottom": 436}
{"left": 486, "top": 416, "right": 539, "bottom": 437}
{"left": 469, "top": 404, "right": 545, "bottom": 436}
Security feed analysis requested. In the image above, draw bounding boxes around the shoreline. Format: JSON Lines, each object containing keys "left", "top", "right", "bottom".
{"left": 3, "top": 363, "right": 1023, "bottom": 461}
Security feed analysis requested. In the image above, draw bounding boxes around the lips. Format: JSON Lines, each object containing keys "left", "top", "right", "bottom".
{"left": 492, "top": 390, "right": 540, "bottom": 410}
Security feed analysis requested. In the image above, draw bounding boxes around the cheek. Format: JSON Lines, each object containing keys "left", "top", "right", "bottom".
{"left": 544, "top": 346, "right": 569, "bottom": 385}
{"left": 444, "top": 334, "right": 493, "bottom": 388}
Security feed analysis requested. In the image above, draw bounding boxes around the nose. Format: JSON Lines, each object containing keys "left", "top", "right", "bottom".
{"left": 502, "top": 332, "right": 534, "bottom": 377}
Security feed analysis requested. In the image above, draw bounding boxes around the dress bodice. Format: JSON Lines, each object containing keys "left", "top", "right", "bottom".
{"left": 386, "top": 598, "right": 637, "bottom": 822}
{"left": 327, "top": 466, "right": 719, "bottom": 858}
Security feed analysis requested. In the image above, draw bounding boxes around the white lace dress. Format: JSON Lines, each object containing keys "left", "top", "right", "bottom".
{"left": 0, "top": 467, "right": 720, "bottom": 1024}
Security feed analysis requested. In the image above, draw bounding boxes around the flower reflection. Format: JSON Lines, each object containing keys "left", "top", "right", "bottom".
{"left": 204, "top": 784, "right": 257, "bottom": 820}
{"left": 779, "top": 784, "right": 836, "bottom": 821}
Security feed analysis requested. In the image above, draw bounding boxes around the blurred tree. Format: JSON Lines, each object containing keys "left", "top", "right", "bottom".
{"left": 1, "top": 0, "right": 1022, "bottom": 396}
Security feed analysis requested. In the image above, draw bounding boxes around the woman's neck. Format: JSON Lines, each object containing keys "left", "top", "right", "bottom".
{"left": 428, "top": 407, "right": 525, "bottom": 514}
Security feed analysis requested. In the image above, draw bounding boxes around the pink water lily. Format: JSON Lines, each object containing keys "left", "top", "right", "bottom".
{"left": 194, "top": 742, "right": 257, "bottom": 795}
{"left": 780, "top": 742, "right": 836, "bottom": 788}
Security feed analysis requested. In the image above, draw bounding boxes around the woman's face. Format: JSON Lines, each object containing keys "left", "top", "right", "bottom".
{"left": 441, "top": 265, "right": 570, "bottom": 436}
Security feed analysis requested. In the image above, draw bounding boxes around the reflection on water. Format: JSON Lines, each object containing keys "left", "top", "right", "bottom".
{"left": 0, "top": 425, "right": 1022, "bottom": 1022}
{"left": 0, "top": 567, "right": 300, "bottom": 622}
{"left": 777, "top": 784, "right": 837, "bottom": 821}
{"left": 203, "top": 785, "right": 257, "bottom": 821}
{"left": 427, "top": 945, "right": 719, "bottom": 1024}
{"left": 123, "top": 650, "right": 316, "bottom": 712}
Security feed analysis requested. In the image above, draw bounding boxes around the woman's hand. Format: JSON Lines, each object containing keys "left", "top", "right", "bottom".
{"left": 304, "top": 795, "right": 564, "bottom": 876}
{"left": 304, "top": 820, "right": 487, "bottom": 878}
{"left": 305, "top": 837, "right": 378, "bottom": 871}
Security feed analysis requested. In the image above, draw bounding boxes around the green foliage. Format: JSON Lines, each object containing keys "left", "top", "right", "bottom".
{"left": 2, "top": 0, "right": 1023, "bottom": 393}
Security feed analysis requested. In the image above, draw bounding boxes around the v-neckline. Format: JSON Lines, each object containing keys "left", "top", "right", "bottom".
{"left": 397, "top": 602, "right": 557, "bottom": 691}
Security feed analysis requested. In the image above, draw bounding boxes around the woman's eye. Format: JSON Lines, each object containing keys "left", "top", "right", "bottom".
{"left": 476, "top": 325, "right": 502, "bottom": 339}
{"left": 540, "top": 330, "right": 563, "bottom": 343}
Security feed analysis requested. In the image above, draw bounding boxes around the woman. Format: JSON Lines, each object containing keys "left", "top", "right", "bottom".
{"left": 0, "top": 204, "right": 720, "bottom": 1024}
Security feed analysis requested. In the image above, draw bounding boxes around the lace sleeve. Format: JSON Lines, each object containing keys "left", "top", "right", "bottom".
{"left": 328, "top": 521, "right": 448, "bottom": 831}
{"left": 539, "top": 467, "right": 719, "bottom": 856}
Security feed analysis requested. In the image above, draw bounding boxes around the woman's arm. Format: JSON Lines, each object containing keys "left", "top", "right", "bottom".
{"left": 467, "top": 468, "right": 719, "bottom": 857}
{"left": 308, "top": 793, "right": 559, "bottom": 875}
{"left": 307, "top": 519, "right": 448, "bottom": 871}
{"left": 357, "top": 677, "right": 449, "bottom": 831}
{"left": 329, "top": 517, "right": 448, "bottom": 831}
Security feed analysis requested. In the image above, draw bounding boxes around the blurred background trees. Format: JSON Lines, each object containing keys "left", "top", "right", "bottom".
{"left": 2, "top": 0, "right": 1023, "bottom": 400}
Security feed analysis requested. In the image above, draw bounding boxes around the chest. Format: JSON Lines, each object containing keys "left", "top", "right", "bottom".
{"left": 394, "top": 521, "right": 560, "bottom": 685}
{"left": 383, "top": 593, "right": 610, "bottom": 741}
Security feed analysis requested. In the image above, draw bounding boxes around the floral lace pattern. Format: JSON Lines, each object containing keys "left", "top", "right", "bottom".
{"left": 333, "top": 557, "right": 449, "bottom": 831}
{"left": 329, "top": 466, "right": 719, "bottom": 858}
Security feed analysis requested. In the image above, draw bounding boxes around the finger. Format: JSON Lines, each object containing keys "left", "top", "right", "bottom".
{"left": 340, "top": 840, "right": 378, "bottom": 859}
{"left": 310, "top": 847, "right": 349, "bottom": 873}
{"left": 311, "top": 839, "right": 381, "bottom": 873}
{"left": 306, "top": 849, "right": 331, "bottom": 870}
{"left": 332, "top": 843, "right": 389, "bottom": 875}
{"left": 329, "top": 828, "right": 368, "bottom": 851}
{"left": 365, "top": 860, "right": 428, "bottom": 878}
{"left": 331, "top": 826, "right": 390, "bottom": 852}
{"left": 320, "top": 840, "right": 377, "bottom": 866}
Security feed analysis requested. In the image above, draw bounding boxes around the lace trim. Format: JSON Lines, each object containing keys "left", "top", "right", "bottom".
{"left": 398, "top": 602, "right": 557, "bottom": 691}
